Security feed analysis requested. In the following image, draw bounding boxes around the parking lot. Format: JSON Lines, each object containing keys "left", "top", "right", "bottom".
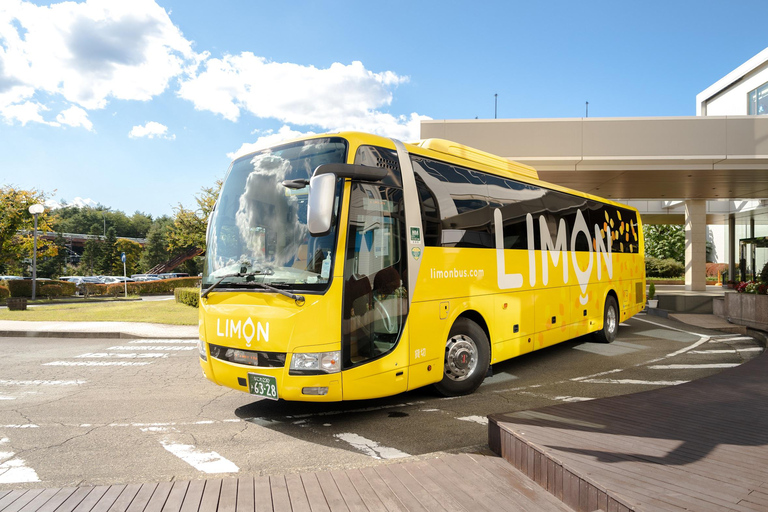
{"left": 0, "top": 312, "right": 762, "bottom": 489}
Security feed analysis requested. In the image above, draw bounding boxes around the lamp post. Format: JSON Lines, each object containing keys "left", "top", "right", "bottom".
{"left": 28, "top": 204, "right": 45, "bottom": 301}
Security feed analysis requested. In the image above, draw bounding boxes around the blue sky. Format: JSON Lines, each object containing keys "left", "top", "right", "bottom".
{"left": 0, "top": 0, "right": 765, "bottom": 218}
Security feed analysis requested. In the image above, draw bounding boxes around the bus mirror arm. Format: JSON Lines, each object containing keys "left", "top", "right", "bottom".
{"left": 313, "top": 163, "right": 388, "bottom": 182}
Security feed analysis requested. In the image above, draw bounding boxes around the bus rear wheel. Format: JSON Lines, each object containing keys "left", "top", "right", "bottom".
{"left": 434, "top": 318, "right": 490, "bottom": 397}
{"left": 593, "top": 295, "right": 618, "bottom": 344}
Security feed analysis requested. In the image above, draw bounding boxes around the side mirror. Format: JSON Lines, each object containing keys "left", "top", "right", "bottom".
{"left": 307, "top": 173, "right": 336, "bottom": 236}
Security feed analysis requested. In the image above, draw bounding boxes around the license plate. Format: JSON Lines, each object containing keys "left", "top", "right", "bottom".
{"left": 247, "top": 373, "right": 278, "bottom": 400}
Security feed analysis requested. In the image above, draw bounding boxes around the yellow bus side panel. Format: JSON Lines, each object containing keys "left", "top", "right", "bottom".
{"left": 341, "top": 323, "right": 410, "bottom": 400}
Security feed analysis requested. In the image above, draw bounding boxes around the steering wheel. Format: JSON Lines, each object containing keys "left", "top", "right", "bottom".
{"left": 373, "top": 297, "right": 395, "bottom": 334}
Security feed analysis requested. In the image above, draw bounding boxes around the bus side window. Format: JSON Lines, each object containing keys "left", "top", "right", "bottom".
{"left": 415, "top": 176, "right": 441, "bottom": 246}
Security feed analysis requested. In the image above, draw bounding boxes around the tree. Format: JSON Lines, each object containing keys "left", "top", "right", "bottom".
{"left": 140, "top": 222, "right": 170, "bottom": 271}
{"left": 116, "top": 238, "right": 143, "bottom": 276}
{"left": 78, "top": 225, "right": 103, "bottom": 275}
{"left": 0, "top": 186, "right": 56, "bottom": 274}
{"left": 37, "top": 233, "right": 67, "bottom": 278}
{"left": 644, "top": 224, "right": 685, "bottom": 263}
{"left": 167, "top": 181, "right": 222, "bottom": 254}
{"left": 98, "top": 227, "right": 120, "bottom": 275}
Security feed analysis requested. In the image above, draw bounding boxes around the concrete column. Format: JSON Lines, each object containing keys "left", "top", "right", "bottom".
{"left": 728, "top": 214, "right": 736, "bottom": 283}
{"left": 685, "top": 200, "right": 707, "bottom": 291}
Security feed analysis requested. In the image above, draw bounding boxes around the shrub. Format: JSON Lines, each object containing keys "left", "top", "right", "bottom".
{"left": 6, "top": 279, "right": 76, "bottom": 298}
{"left": 0, "top": 285, "right": 9, "bottom": 301}
{"left": 648, "top": 282, "right": 656, "bottom": 300}
{"left": 761, "top": 261, "right": 768, "bottom": 284}
{"left": 645, "top": 257, "right": 685, "bottom": 278}
{"left": 174, "top": 287, "right": 199, "bottom": 308}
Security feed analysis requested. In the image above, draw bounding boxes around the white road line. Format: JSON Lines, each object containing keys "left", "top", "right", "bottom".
{"left": 571, "top": 369, "right": 624, "bottom": 382}
{"left": 0, "top": 425, "right": 38, "bottom": 429}
{"left": 0, "top": 396, "right": 16, "bottom": 401}
{"left": 579, "top": 378, "right": 690, "bottom": 386}
{"left": 632, "top": 316, "right": 712, "bottom": 337}
{"left": 663, "top": 337, "right": 710, "bottom": 358}
{"left": 648, "top": 363, "right": 741, "bottom": 370}
{"left": 107, "top": 346, "right": 195, "bottom": 351}
{"left": 43, "top": 361, "right": 152, "bottom": 367}
{"left": 0, "top": 380, "right": 87, "bottom": 386}
{"left": 334, "top": 433, "right": 410, "bottom": 459}
{"left": 76, "top": 353, "right": 168, "bottom": 359}
{"left": 127, "top": 339, "right": 196, "bottom": 344}
{"left": 457, "top": 415, "right": 488, "bottom": 425}
{"left": 690, "top": 348, "right": 763, "bottom": 354}
{"left": 553, "top": 396, "right": 595, "bottom": 402}
{"left": 160, "top": 441, "right": 239, "bottom": 474}
{"left": 0, "top": 450, "right": 40, "bottom": 484}
{"left": 708, "top": 336, "right": 754, "bottom": 342}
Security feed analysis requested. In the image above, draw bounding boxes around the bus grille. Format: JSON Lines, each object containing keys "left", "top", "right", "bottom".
{"left": 208, "top": 344, "right": 286, "bottom": 368}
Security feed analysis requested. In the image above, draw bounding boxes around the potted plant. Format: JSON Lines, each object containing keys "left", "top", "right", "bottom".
{"left": 647, "top": 282, "right": 658, "bottom": 308}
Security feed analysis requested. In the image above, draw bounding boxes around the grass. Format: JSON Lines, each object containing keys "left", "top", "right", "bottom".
{"left": 0, "top": 300, "right": 198, "bottom": 325}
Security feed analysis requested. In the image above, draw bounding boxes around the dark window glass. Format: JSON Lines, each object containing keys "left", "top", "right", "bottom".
{"left": 354, "top": 146, "right": 402, "bottom": 187}
{"left": 415, "top": 175, "right": 441, "bottom": 246}
{"left": 411, "top": 156, "right": 493, "bottom": 248}
{"left": 341, "top": 184, "right": 408, "bottom": 369}
{"left": 748, "top": 82, "right": 768, "bottom": 116}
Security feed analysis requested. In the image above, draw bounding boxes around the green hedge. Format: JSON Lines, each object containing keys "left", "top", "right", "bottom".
{"left": 89, "top": 277, "right": 202, "bottom": 297}
{"left": 645, "top": 257, "right": 684, "bottom": 278}
{"left": 174, "top": 287, "right": 200, "bottom": 308}
{"left": 5, "top": 279, "right": 77, "bottom": 298}
{"left": 0, "top": 285, "right": 9, "bottom": 301}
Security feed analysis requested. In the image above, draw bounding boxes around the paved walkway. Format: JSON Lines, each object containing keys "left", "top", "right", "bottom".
{"left": 0, "top": 320, "right": 197, "bottom": 339}
{"left": 489, "top": 340, "right": 768, "bottom": 511}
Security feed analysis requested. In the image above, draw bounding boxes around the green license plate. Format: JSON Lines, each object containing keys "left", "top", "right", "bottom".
{"left": 247, "top": 373, "right": 278, "bottom": 400}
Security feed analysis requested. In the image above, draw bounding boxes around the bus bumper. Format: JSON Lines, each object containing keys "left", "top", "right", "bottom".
{"left": 199, "top": 355, "right": 343, "bottom": 402}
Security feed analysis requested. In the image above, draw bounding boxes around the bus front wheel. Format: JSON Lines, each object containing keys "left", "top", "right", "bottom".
{"left": 593, "top": 295, "right": 619, "bottom": 344}
{"left": 434, "top": 318, "right": 490, "bottom": 397}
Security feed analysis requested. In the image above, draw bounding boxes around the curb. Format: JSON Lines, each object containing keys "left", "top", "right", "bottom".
{"left": 0, "top": 330, "right": 197, "bottom": 340}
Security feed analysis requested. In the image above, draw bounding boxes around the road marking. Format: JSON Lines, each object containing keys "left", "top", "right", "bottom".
{"left": 553, "top": 396, "right": 594, "bottom": 402}
{"left": 648, "top": 363, "right": 741, "bottom": 370}
{"left": 457, "top": 416, "right": 488, "bottom": 425}
{"left": 76, "top": 353, "right": 168, "bottom": 359}
{"left": 127, "top": 339, "right": 196, "bottom": 344}
{"left": 571, "top": 369, "right": 624, "bottom": 381}
{"left": 0, "top": 380, "right": 87, "bottom": 386}
{"left": 334, "top": 433, "right": 410, "bottom": 459}
{"left": 160, "top": 441, "right": 239, "bottom": 474}
{"left": 690, "top": 348, "right": 763, "bottom": 354}
{"left": 0, "top": 396, "right": 15, "bottom": 401}
{"left": 0, "top": 449, "right": 40, "bottom": 484}
{"left": 43, "top": 361, "right": 152, "bottom": 367}
{"left": 107, "top": 346, "right": 195, "bottom": 351}
{"left": 579, "top": 378, "right": 690, "bottom": 386}
{"left": 708, "top": 336, "right": 754, "bottom": 342}
{"left": 0, "top": 424, "right": 38, "bottom": 428}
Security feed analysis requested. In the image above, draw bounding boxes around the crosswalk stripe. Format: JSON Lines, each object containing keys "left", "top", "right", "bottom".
{"left": 127, "top": 339, "right": 196, "bottom": 344}
{"left": 160, "top": 441, "right": 239, "bottom": 474}
{"left": 43, "top": 361, "right": 152, "bottom": 367}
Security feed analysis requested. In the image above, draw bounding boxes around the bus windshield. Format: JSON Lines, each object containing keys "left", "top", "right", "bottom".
{"left": 203, "top": 137, "right": 347, "bottom": 292}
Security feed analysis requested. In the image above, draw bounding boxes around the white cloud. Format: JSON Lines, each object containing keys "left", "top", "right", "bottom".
{"left": 227, "top": 126, "right": 316, "bottom": 160}
{"left": 56, "top": 106, "right": 93, "bottom": 131}
{"left": 0, "top": 100, "right": 59, "bottom": 126}
{"left": 179, "top": 55, "right": 430, "bottom": 141}
{"left": 129, "top": 121, "right": 174, "bottom": 140}
{"left": 0, "top": 0, "right": 201, "bottom": 124}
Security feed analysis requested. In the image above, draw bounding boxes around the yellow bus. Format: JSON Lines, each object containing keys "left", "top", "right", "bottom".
{"left": 198, "top": 132, "right": 645, "bottom": 401}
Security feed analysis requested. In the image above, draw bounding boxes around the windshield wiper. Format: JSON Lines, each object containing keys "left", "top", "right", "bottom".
{"left": 201, "top": 272, "right": 305, "bottom": 306}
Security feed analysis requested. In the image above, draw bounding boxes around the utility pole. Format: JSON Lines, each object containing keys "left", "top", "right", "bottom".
{"left": 494, "top": 94, "right": 498, "bottom": 119}
{"left": 586, "top": 101, "right": 589, "bottom": 118}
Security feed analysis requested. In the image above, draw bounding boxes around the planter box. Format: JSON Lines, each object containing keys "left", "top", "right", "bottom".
{"left": 6, "top": 297, "right": 27, "bottom": 311}
{"left": 724, "top": 292, "right": 768, "bottom": 331}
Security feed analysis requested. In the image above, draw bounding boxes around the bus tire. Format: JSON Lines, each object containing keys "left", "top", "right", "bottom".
{"left": 433, "top": 318, "right": 490, "bottom": 397}
{"left": 593, "top": 295, "right": 619, "bottom": 344}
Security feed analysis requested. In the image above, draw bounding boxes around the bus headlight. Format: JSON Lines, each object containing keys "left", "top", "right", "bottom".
{"left": 197, "top": 339, "right": 207, "bottom": 361}
{"left": 290, "top": 351, "right": 340, "bottom": 374}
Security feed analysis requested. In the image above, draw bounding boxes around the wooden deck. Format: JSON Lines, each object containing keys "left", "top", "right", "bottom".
{"left": 489, "top": 348, "right": 768, "bottom": 511}
{"left": 0, "top": 453, "right": 570, "bottom": 512}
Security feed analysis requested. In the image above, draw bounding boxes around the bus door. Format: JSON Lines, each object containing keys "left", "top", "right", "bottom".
{"left": 340, "top": 182, "right": 411, "bottom": 399}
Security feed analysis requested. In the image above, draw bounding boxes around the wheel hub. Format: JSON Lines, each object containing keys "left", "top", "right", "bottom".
{"left": 445, "top": 335, "right": 478, "bottom": 381}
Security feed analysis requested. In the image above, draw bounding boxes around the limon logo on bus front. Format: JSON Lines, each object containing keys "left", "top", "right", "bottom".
{"left": 494, "top": 208, "right": 614, "bottom": 305}
{"left": 216, "top": 317, "right": 269, "bottom": 347}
